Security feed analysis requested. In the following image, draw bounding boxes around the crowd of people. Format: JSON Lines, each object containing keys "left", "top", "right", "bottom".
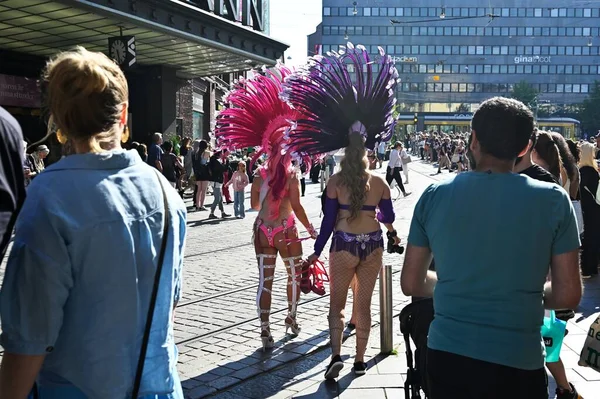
{"left": 0, "top": 43, "right": 599, "bottom": 399}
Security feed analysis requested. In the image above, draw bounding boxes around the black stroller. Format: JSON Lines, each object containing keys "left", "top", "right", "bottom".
{"left": 399, "top": 297, "right": 434, "bottom": 399}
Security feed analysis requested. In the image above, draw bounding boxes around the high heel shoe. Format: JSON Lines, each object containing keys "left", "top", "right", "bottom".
{"left": 260, "top": 322, "right": 274, "bottom": 352}
{"left": 285, "top": 314, "right": 301, "bottom": 335}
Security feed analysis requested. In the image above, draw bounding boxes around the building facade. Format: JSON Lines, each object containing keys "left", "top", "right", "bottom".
{"left": 0, "top": 0, "right": 286, "bottom": 155}
{"left": 319, "top": 0, "right": 600, "bottom": 113}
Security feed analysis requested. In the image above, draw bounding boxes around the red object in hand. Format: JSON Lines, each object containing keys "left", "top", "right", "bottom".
{"left": 299, "top": 259, "right": 329, "bottom": 296}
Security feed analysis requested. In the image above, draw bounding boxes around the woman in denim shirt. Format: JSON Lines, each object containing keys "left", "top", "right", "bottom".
{"left": 0, "top": 47, "right": 187, "bottom": 399}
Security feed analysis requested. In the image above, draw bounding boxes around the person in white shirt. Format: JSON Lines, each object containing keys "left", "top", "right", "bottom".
{"left": 386, "top": 142, "right": 411, "bottom": 197}
{"left": 377, "top": 141, "right": 387, "bottom": 168}
{"left": 399, "top": 142, "right": 410, "bottom": 184}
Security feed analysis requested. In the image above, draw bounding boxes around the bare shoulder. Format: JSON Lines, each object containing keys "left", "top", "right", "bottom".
{"left": 329, "top": 174, "right": 340, "bottom": 185}
{"left": 369, "top": 173, "right": 386, "bottom": 187}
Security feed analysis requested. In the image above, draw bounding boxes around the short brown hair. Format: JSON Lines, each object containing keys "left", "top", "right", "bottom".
{"left": 44, "top": 46, "right": 128, "bottom": 150}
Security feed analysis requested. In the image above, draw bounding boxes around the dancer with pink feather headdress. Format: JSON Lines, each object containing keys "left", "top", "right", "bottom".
{"left": 215, "top": 65, "right": 317, "bottom": 351}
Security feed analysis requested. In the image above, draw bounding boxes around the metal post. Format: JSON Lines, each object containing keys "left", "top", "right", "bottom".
{"left": 379, "top": 264, "right": 393, "bottom": 354}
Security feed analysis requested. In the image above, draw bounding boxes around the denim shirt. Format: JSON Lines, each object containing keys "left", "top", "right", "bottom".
{"left": 0, "top": 150, "right": 186, "bottom": 399}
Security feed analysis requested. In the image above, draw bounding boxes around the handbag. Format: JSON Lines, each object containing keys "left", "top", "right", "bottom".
{"left": 578, "top": 312, "right": 600, "bottom": 372}
{"left": 451, "top": 154, "right": 460, "bottom": 163}
{"left": 541, "top": 310, "right": 567, "bottom": 363}
{"left": 402, "top": 154, "right": 412, "bottom": 164}
{"left": 571, "top": 200, "right": 584, "bottom": 235}
{"left": 132, "top": 170, "right": 171, "bottom": 398}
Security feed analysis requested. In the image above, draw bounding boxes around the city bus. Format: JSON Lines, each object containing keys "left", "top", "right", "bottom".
{"left": 396, "top": 114, "right": 580, "bottom": 139}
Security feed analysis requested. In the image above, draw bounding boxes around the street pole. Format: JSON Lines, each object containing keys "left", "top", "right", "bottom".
{"left": 379, "top": 264, "right": 393, "bottom": 354}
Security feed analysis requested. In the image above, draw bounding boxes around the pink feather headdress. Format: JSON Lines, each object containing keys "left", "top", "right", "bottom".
{"left": 215, "top": 63, "right": 311, "bottom": 220}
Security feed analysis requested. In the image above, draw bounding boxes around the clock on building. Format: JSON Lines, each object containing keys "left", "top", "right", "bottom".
{"left": 110, "top": 39, "right": 126, "bottom": 64}
{"left": 108, "top": 36, "right": 136, "bottom": 69}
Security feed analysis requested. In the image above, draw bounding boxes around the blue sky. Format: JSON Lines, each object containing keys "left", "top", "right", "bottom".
{"left": 269, "top": 0, "right": 322, "bottom": 67}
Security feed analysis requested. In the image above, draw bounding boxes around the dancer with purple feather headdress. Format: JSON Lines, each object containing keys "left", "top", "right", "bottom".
{"left": 283, "top": 43, "right": 405, "bottom": 379}
{"left": 215, "top": 64, "right": 317, "bottom": 352}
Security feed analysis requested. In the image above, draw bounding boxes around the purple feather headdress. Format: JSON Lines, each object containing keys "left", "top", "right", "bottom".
{"left": 282, "top": 43, "right": 399, "bottom": 156}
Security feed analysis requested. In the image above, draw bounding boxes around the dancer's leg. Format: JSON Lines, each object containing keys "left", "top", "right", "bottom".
{"left": 328, "top": 251, "right": 360, "bottom": 357}
{"left": 277, "top": 230, "right": 303, "bottom": 334}
{"left": 354, "top": 248, "right": 383, "bottom": 362}
{"left": 348, "top": 276, "right": 358, "bottom": 326}
{"left": 255, "top": 231, "right": 278, "bottom": 350}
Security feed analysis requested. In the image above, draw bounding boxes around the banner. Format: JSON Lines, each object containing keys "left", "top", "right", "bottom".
{"left": 0, "top": 74, "right": 41, "bottom": 108}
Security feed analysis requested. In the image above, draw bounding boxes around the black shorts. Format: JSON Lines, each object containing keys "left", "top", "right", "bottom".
{"left": 427, "top": 348, "right": 548, "bottom": 399}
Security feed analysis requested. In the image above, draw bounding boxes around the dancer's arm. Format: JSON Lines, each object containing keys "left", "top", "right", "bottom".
{"left": 312, "top": 178, "right": 339, "bottom": 258}
{"left": 289, "top": 176, "right": 314, "bottom": 236}
{"left": 251, "top": 175, "right": 262, "bottom": 210}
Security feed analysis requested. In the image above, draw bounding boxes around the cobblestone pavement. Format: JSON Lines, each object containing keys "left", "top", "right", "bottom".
{"left": 2, "top": 159, "right": 599, "bottom": 399}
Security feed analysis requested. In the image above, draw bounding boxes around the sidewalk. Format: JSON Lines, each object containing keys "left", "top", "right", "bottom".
{"left": 203, "top": 160, "right": 600, "bottom": 399}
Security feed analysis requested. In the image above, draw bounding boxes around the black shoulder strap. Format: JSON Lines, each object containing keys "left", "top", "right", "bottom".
{"left": 131, "top": 170, "right": 170, "bottom": 398}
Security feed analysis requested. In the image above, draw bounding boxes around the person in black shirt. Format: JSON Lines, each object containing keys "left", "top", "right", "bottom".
{"left": 514, "top": 131, "right": 559, "bottom": 184}
{"left": 0, "top": 107, "right": 25, "bottom": 260}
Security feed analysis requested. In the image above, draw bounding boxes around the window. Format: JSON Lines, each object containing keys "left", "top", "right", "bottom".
{"left": 582, "top": 65, "right": 590, "bottom": 74}
{"left": 582, "top": 84, "right": 589, "bottom": 93}
{"left": 364, "top": 7, "right": 371, "bottom": 16}
{"left": 559, "top": 8, "right": 567, "bottom": 17}
{"left": 517, "top": 8, "right": 525, "bottom": 17}
{"left": 331, "top": 7, "right": 339, "bottom": 16}
{"left": 324, "top": 7, "right": 331, "bottom": 16}
{"left": 355, "top": 26, "right": 363, "bottom": 35}
{"left": 388, "top": 7, "right": 396, "bottom": 17}
{"left": 525, "top": 65, "right": 532, "bottom": 74}
{"left": 339, "top": 7, "right": 347, "bottom": 16}
{"left": 380, "top": 7, "right": 387, "bottom": 17}
{"left": 436, "top": 27, "right": 444, "bottom": 36}
{"left": 330, "top": 26, "right": 338, "bottom": 35}
{"left": 500, "top": 65, "right": 508, "bottom": 74}
{"left": 501, "top": 46, "right": 509, "bottom": 55}
{"left": 476, "top": 65, "right": 483, "bottom": 74}
{"left": 508, "top": 65, "right": 516, "bottom": 74}
{"left": 583, "top": 27, "right": 591, "bottom": 37}
{"left": 526, "top": 8, "right": 534, "bottom": 17}
{"left": 541, "top": 65, "right": 549, "bottom": 74}
{"left": 323, "top": 26, "right": 331, "bottom": 35}
{"left": 534, "top": 8, "right": 542, "bottom": 17}
{"left": 575, "top": 9, "right": 583, "bottom": 18}
{"left": 566, "top": 65, "right": 573, "bottom": 74}
{"left": 492, "top": 65, "right": 499, "bottom": 74}
{"left": 550, "top": 8, "right": 559, "bottom": 17}
{"left": 476, "top": 45, "right": 484, "bottom": 55}
{"left": 388, "top": 26, "right": 395, "bottom": 35}
{"left": 396, "top": 8, "right": 403, "bottom": 17}
{"left": 502, "top": 8, "right": 509, "bottom": 17}
{"left": 516, "top": 65, "right": 524, "bottom": 74}
{"left": 372, "top": 7, "right": 379, "bottom": 16}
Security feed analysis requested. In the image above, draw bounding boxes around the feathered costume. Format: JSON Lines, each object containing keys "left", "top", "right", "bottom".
{"left": 215, "top": 64, "right": 310, "bottom": 220}
{"left": 214, "top": 63, "right": 314, "bottom": 351}
{"left": 282, "top": 43, "right": 399, "bottom": 156}
{"left": 281, "top": 44, "right": 401, "bottom": 372}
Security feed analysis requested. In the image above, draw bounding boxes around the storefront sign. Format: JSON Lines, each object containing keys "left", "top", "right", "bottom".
{"left": 514, "top": 55, "right": 551, "bottom": 64}
{"left": 193, "top": 93, "right": 204, "bottom": 112}
{"left": 0, "top": 74, "right": 41, "bottom": 108}
{"left": 392, "top": 56, "right": 418, "bottom": 63}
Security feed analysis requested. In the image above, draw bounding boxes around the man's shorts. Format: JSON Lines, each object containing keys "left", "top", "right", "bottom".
{"left": 377, "top": 152, "right": 385, "bottom": 161}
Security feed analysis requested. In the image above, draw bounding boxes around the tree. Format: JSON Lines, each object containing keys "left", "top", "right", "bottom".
{"left": 511, "top": 80, "right": 538, "bottom": 107}
{"left": 455, "top": 103, "right": 470, "bottom": 113}
{"left": 580, "top": 81, "right": 600, "bottom": 134}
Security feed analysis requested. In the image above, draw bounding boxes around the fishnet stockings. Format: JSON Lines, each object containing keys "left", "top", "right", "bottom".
{"left": 328, "top": 248, "right": 383, "bottom": 362}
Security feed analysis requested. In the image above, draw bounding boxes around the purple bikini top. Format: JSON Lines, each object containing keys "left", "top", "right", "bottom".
{"left": 338, "top": 204, "right": 377, "bottom": 211}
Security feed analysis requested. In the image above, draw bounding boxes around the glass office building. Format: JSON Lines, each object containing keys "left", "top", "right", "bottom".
{"left": 320, "top": 0, "right": 600, "bottom": 113}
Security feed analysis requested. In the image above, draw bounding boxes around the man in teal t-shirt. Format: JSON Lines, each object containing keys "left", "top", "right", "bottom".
{"left": 401, "top": 97, "right": 582, "bottom": 399}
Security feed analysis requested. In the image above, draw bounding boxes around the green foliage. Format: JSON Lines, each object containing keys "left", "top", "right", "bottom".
{"left": 511, "top": 80, "right": 538, "bottom": 107}
{"left": 170, "top": 135, "right": 181, "bottom": 156}
{"left": 580, "top": 81, "right": 600, "bottom": 133}
{"left": 455, "top": 103, "right": 470, "bottom": 113}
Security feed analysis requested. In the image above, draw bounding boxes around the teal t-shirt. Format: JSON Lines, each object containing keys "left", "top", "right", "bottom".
{"left": 408, "top": 171, "right": 580, "bottom": 370}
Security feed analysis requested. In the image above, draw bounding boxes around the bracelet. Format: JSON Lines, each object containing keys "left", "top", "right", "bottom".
{"left": 307, "top": 224, "right": 318, "bottom": 238}
{"left": 386, "top": 230, "right": 398, "bottom": 239}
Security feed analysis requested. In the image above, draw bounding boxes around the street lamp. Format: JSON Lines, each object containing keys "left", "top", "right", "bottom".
{"left": 588, "top": 37, "right": 593, "bottom": 47}
{"left": 440, "top": 6, "right": 446, "bottom": 19}
{"left": 352, "top": 2, "right": 358, "bottom": 16}
{"left": 344, "top": 30, "right": 349, "bottom": 40}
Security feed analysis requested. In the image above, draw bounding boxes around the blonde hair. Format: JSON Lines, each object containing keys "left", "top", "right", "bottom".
{"left": 337, "top": 132, "right": 370, "bottom": 222}
{"left": 579, "top": 142, "right": 598, "bottom": 171}
{"left": 43, "top": 46, "right": 128, "bottom": 152}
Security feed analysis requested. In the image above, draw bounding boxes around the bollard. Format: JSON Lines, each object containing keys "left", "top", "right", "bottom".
{"left": 379, "top": 264, "right": 393, "bottom": 354}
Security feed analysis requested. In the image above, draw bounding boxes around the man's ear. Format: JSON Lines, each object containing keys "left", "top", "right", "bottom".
{"left": 518, "top": 139, "right": 533, "bottom": 158}
{"left": 470, "top": 130, "right": 478, "bottom": 152}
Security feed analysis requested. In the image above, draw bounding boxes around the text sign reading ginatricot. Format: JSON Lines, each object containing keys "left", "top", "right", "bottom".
{"left": 514, "top": 55, "right": 552, "bottom": 64}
